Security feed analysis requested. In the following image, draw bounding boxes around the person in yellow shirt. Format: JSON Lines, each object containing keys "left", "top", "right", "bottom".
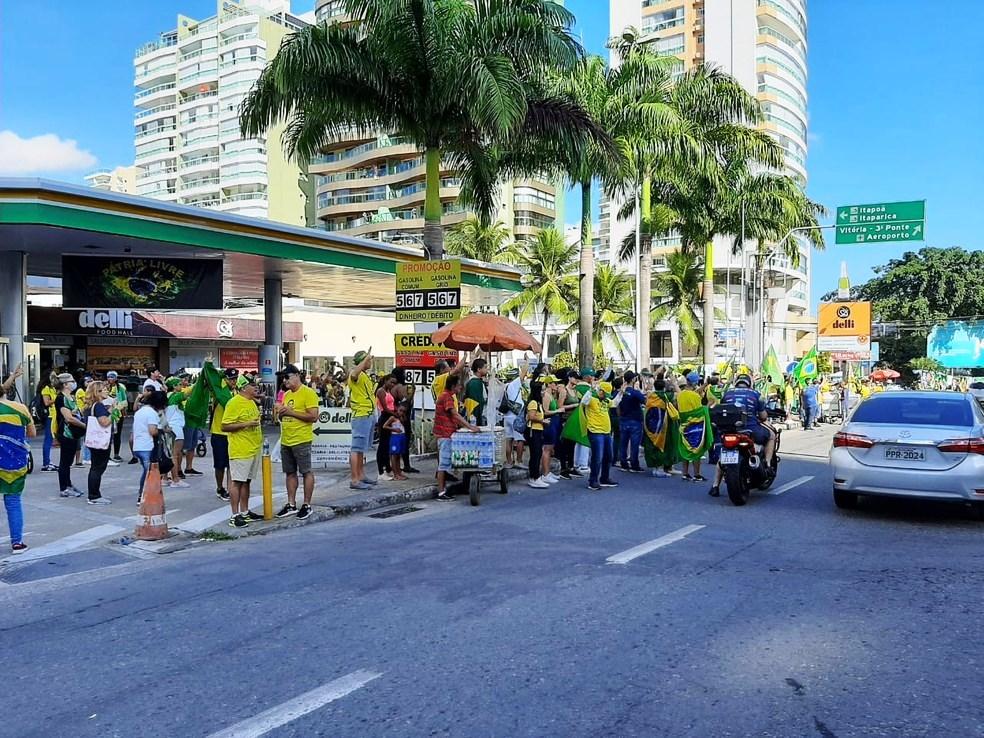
{"left": 210, "top": 367, "right": 239, "bottom": 502}
{"left": 274, "top": 364, "right": 320, "bottom": 520}
{"left": 348, "top": 350, "right": 377, "bottom": 490}
{"left": 39, "top": 375, "right": 59, "bottom": 472}
{"left": 221, "top": 374, "right": 264, "bottom": 528}
{"left": 581, "top": 381, "right": 615, "bottom": 491}
{"left": 675, "top": 373, "right": 706, "bottom": 482}
{"left": 430, "top": 356, "right": 467, "bottom": 403}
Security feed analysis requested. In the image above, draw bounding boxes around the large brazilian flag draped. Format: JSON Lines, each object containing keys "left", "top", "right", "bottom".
{"left": 560, "top": 406, "right": 590, "bottom": 448}
{"left": 676, "top": 405, "right": 712, "bottom": 462}
{"left": 643, "top": 392, "right": 679, "bottom": 468}
{"left": 184, "top": 360, "right": 233, "bottom": 430}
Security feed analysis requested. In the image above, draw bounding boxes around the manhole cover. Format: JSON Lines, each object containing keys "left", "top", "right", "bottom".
{"left": 0, "top": 548, "right": 130, "bottom": 584}
{"left": 368, "top": 505, "right": 423, "bottom": 519}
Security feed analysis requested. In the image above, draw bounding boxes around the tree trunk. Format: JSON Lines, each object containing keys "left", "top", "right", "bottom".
{"left": 637, "top": 177, "right": 652, "bottom": 372}
{"left": 577, "top": 180, "right": 594, "bottom": 367}
{"left": 540, "top": 306, "right": 549, "bottom": 362}
{"left": 702, "top": 238, "right": 715, "bottom": 371}
{"left": 422, "top": 147, "right": 443, "bottom": 260}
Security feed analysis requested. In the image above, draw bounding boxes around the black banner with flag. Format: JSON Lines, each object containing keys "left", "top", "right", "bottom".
{"left": 62, "top": 256, "right": 223, "bottom": 310}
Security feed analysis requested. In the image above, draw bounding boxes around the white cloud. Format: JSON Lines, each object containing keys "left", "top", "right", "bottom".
{"left": 0, "top": 130, "right": 97, "bottom": 175}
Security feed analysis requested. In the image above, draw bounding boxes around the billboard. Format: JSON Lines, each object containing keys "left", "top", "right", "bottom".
{"left": 395, "top": 259, "right": 461, "bottom": 322}
{"left": 394, "top": 333, "right": 458, "bottom": 369}
{"left": 818, "top": 302, "right": 872, "bottom": 354}
{"left": 62, "top": 256, "right": 223, "bottom": 309}
{"left": 928, "top": 321, "right": 984, "bottom": 368}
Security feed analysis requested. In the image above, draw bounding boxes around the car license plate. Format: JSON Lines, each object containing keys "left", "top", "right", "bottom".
{"left": 884, "top": 446, "right": 926, "bottom": 462}
{"left": 720, "top": 450, "right": 739, "bottom": 465}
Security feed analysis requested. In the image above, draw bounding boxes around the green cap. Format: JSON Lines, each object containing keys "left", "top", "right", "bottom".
{"left": 165, "top": 376, "right": 181, "bottom": 389}
{"left": 580, "top": 366, "right": 594, "bottom": 378}
{"left": 236, "top": 374, "right": 255, "bottom": 389}
{"left": 353, "top": 350, "right": 369, "bottom": 365}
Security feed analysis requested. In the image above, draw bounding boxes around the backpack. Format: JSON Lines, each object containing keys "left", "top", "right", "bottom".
{"left": 31, "top": 394, "right": 47, "bottom": 425}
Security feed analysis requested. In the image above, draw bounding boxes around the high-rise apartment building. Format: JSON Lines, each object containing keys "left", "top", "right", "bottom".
{"left": 84, "top": 166, "right": 142, "bottom": 195}
{"left": 308, "top": 0, "right": 559, "bottom": 246}
{"left": 132, "top": 0, "right": 310, "bottom": 226}
{"left": 607, "top": 0, "right": 811, "bottom": 366}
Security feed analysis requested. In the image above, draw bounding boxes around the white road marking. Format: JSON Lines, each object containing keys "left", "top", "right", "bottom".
{"left": 206, "top": 669, "right": 382, "bottom": 738}
{"left": 768, "top": 475, "right": 814, "bottom": 496}
{"left": 175, "top": 494, "right": 286, "bottom": 534}
{"left": 606, "top": 524, "right": 706, "bottom": 565}
{"left": 0, "top": 523, "right": 125, "bottom": 563}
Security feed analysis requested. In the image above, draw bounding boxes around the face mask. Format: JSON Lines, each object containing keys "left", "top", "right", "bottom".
{"left": 67, "top": 382, "right": 77, "bottom": 391}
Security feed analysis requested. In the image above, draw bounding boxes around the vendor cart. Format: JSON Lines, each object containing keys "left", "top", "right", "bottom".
{"left": 432, "top": 314, "right": 543, "bottom": 507}
{"left": 451, "top": 427, "right": 510, "bottom": 506}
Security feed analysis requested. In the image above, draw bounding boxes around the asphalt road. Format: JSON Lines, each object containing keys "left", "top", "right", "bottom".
{"left": 3, "top": 451, "right": 984, "bottom": 738}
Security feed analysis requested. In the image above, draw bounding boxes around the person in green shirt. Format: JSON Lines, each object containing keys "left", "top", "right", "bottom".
{"left": 274, "top": 364, "right": 320, "bottom": 520}
{"left": 464, "top": 358, "right": 489, "bottom": 426}
{"left": 221, "top": 374, "right": 264, "bottom": 528}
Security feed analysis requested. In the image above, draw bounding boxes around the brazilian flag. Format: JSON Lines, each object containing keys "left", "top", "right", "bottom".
{"left": 793, "top": 347, "right": 819, "bottom": 387}
{"left": 643, "top": 392, "right": 679, "bottom": 468}
{"left": 184, "top": 361, "right": 233, "bottom": 430}
{"left": 561, "top": 406, "right": 590, "bottom": 448}
{"left": 676, "top": 405, "right": 712, "bottom": 462}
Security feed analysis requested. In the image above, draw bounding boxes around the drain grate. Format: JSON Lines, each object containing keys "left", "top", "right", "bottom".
{"left": 368, "top": 505, "right": 423, "bottom": 519}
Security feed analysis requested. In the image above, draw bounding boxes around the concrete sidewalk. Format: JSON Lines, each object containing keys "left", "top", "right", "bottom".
{"left": 778, "top": 422, "right": 838, "bottom": 458}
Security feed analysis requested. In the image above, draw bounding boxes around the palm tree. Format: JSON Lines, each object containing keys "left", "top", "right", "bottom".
{"left": 561, "top": 263, "right": 636, "bottom": 360}
{"left": 444, "top": 216, "right": 511, "bottom": 263}
{"left": 500, "top": 228, "right": 578, "bottom": 360}
{"left": 650, "top": 249, "right": 705, "bottom": 353}
{"left": 240, "top": 0, "right": 601, "bottom": 260}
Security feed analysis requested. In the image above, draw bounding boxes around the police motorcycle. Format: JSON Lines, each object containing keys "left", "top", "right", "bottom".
{"left": 710, "top": 387, "right": 781, "bottom": 506}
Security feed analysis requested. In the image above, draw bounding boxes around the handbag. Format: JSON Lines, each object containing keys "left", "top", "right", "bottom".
{"left": 151, "top": 433, "right": 174, "bottom": 476}
{"left": 84, "top": 414, "right": 112, "bottom": 450}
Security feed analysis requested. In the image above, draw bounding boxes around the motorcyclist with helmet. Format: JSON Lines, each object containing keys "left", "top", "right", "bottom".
{"left": 708, "top": 373, "right": 777, "bottom": 497}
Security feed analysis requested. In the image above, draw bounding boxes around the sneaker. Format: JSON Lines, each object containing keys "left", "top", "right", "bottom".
{"left": 708, "top": 486, "right": 721, "bottom": 498}
{"left": 74, "top": 462, "right": 84, "bottom": 468}
{"left": 243, "top": 510, "right": 264, "bottom": 522}
{"left": 436, "top": 492, "right": 456, "bottom": 501}
{"left": 361, "top": 477, "right": 379, "bottom": 486}
{"left": 559, "top": 471, "right": 573, "bottom": 480}
{"left": 106, "top": 460, "right": 119, "bottom": 467}
{"left": 10, "top": 542, "right": 27, "bottom": 554}
{"left": 185, "top": 468, "right": 203, "bottom": 476}
{"left": 629, "top": 467, "right": 644, "bottom": 474}
{"left": 569, "top": 469, "right": 585, "bottom": 478}
{"left": 111, "top": 456, "right": 124, "bottom": 463}
{"left": 169, "top": 481, "right": 190, "bottom": 489}
{"left": 599, "top": 481, "right": 618, "bottom": 488}
{"left": 178, "top": 471, "right": 186, "bottom": 479}
{"left": 378, "top": 472, "right": 394, "bottom": 481}
{"left": 128, "top": 457, "right": 139, "bottom": 465}
{"left": 216, "top": 487, "right": 230, "bottom": 501}
{"left": 276, "top": 503, "right": 298, "bottom": 518}
{"left": 40, "top": 464, "right": 57, "bottom": 472}
{"left": 229, "top": 514, "right": 248, "bottom": 528}
{"left": 587, "top": 484, "right": 601, "bottom": 491}
{"left": 681, "top": 474, "right": 694, "bottom": 482}
{"left": 654, "top": 469, "right": 670, "bottom": 478}
{"left": 82, "top": 459, "right": 91, "bottom": 466}
{"left": 694, "top": 475, "right": 707, "bottom": 482}
{"left": 528, "top": 478, "right": 549, "bottom": 489}
{"left": 297, "top": 504, "right": 312, "bottom": 520}
{"left": 349, "top": 481, "right": 372, "bottom": 491}
{"left": 544, "top": 472, "right": 560, "bottom": 483}
{"left": 405, "top": 466, "right": 421, "bottom": 474}
{"left": 70, "top": 486, "right": 85, "bottom": 497}
{"left": 87, "top": 497, "right": 112, "bottom": 505}
{"left": 576, "top": 467, "right": 591, "bottom": 475}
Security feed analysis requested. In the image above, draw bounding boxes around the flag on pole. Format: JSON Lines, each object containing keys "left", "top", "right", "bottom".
{"left": 760, "top": 345, "right": 783, "bottom": 389}
{"left": 793, "top": 347, "right": 819, "bottom": 386}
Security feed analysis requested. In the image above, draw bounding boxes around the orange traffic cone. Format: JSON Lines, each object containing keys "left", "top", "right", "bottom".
{"left": 135, "top": 463, "right": 169, "bottom": 540}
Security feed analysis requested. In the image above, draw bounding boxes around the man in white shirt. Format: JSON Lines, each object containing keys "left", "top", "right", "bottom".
{"left": 502, "top": 364, "right": 527, "bottom": 468}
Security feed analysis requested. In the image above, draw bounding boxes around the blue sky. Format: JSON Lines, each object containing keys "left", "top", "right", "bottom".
{"left": 1, "top": 0, "right": 981, "bottom": 303}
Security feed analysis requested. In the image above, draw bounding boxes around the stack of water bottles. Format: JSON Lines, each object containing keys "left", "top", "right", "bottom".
{"left": 451, "top": 430, "right": 497, "bottom": 469}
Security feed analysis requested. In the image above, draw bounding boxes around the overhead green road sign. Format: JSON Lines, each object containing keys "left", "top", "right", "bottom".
{"left": 836, "top": 200, "right": 925, "bottom": 244}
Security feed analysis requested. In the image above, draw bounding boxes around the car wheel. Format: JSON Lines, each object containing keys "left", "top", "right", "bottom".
{"left": 833, "top": 489, "right": 859, "bottom": 509}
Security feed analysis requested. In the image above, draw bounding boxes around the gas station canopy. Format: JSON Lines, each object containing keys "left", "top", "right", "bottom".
{"left": 0, "top": 179, "right": 523, "bottom": 309}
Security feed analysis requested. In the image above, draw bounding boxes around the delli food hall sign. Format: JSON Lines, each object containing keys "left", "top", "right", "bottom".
{"left": 28, "top": 307, "right": 303, "bottom": 342}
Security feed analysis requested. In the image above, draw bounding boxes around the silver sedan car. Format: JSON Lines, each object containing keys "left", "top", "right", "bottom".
{"left": 830, "top": 391, "right": 984, "bottom": 510}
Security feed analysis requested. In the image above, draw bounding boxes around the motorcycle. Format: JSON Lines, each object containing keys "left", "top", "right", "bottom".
{"left": 711, "top": 404, "right": 781, "bottom": 506}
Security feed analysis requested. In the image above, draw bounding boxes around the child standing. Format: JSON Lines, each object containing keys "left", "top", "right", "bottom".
{"left": 384, "top": 404, "right": 408, "bottom": 481}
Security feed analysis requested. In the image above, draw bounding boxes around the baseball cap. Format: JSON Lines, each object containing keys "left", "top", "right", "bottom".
{"left": 686, "top": 371, "right": 700, "bottom": 384}
{"left": 283, "top": 363, "right": 302, "bottom": 376}
{"left": 236, "top": 373, "right": 256, "bottom": 389}
{"left": 353, "top": 350, "right": 369, "bottom": 365}
{"left": 106, "top": 370, "right": 118, "bottom": 379}
{"left": 165, "top": 376, "right": 182, "bottom": 389}
{"left": 598, "top": 381, "right": 613, "bottom": 395}
{"left": 223, "top": 367, "right": 239, "bottom": 380}
{"left": 540, "top": 374, "right": 560, "bottom": 384}
{"left": 579, "top": 366, "right": 594, "bottom": 378}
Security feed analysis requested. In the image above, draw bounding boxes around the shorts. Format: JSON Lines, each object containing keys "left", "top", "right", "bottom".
{"left": 544, "top": 415, "right": 562, "bottom": 446}
{"left": 230, "top": 453, "right": 261, "bottom": 483}
{"left": 437, "top": 437, "right": 452, "bottom": 472}
{"left": 282, "top": 442, "right": 312, "bottom": 476}
{"left": 351, "top": 415, "right": 373, "bottom": 455}
{"left": 504, "top": 414, "right": 525, "bottom": 442}
{"left": 389, "top": 433, "right": 406, "bottom": 456}
{"left": 183, "top": 426, "right": 202, "bottom": 447}
{"left": 748, "top": 425, "right": 772, "bottom": 446}
{"left": 169, "top": 420, "right": 185, "bottom": 440}
{"left": 211, "top": 434, "right": 229, "bottom": 471}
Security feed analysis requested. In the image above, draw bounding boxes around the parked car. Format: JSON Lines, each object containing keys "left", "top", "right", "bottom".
{"left": 831, "top": 391, "right": 984, "bottom": 512}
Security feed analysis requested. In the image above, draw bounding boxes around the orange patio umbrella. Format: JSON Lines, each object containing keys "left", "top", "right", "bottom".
{"left": 431, "top": 313, "right": 542, "bottom": 353}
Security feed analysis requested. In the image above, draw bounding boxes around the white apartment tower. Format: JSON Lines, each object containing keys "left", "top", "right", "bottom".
{"left": 607, "top": 0, "right": 811, "bottom": 367}
{"left": 132, "top": 0, "right": 310, "bottom": 226}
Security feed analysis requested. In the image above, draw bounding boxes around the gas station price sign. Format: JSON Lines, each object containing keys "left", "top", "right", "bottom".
{"left": 395, "top": 260, "right": 461, "bottom": 322}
